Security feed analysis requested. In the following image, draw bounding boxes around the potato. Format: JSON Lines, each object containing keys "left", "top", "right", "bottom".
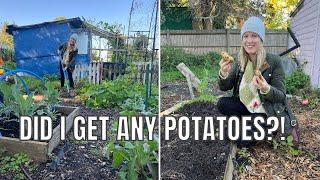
{"left": 254, "top": 70, "right": 262, "bottom": 77}
{"left": 221, "top": 51, "right": 234, "bottom": 62}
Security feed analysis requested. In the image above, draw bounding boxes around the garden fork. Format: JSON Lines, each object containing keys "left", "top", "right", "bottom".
{"left": 62, "top": 66, "right": 70, "bottom": 93}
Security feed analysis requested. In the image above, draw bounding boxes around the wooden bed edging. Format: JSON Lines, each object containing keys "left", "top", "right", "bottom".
{"left": 223, "top": 143, "right": 237, "bottom": 180}
{"left": 160, "top": 100, "right": 189, "bottom": 117}
{"left": 0, "top": 106, "right": 79, "bottom": 162}
{"left": 160, "top": 101, "right": 237, "bottom": 179}
{"left": 58, "top": 97, "right": 81, "bottom": 104}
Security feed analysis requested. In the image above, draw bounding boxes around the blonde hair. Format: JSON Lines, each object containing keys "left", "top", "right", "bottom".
{"left": 239, "top": 40, "right": 266, "bottom": 72}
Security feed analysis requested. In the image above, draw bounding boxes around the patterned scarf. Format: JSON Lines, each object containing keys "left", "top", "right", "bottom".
{"left": 63, "top": 45, "right": 72, "bottom": 67}
{"left": 239, "top": 60, "right": 265, "bottom": 113}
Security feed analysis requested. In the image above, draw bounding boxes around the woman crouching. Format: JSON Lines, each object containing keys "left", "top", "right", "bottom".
{"left": 217, "top": 16, "right": 299, "bottom": 147}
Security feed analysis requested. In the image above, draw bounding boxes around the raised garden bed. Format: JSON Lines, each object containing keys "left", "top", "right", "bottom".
{"left": 160, "top": 101, "right": 236, "bottom": 180}
{"left": 0, "top": 106, "right": 79, "bottom": 161}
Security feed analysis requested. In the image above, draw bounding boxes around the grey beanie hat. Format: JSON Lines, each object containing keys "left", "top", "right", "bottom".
{"left": 70, "top": 33, "right": 78, "bottom": 41}
{"left": 241, "top": 16, "right": 265, "bottom": 42}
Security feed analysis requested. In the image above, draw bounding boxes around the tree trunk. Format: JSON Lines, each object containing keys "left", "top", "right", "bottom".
{"left": 192, "top": 18, "right": 203, "bottom": 30}
{"left": 192, "top": 1, "right": 203, "bottom": 30}
{"left": 204, "top": 19, "right": 213, "bottom": 30}
{"left": 191, "top": 0, "right": 218, "bottom": 30}
{"left": 202, "top": 0, "right": 215, "bottom": 30}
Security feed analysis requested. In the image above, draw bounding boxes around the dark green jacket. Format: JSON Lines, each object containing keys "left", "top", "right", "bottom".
{"left": 218, "top": 53, "right": 297, "bottom": 134}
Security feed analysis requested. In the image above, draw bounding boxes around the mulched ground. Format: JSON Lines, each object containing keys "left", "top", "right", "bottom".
{"left": 161, "top": 102, "right": 230, "bottom": 180}
{"left": 236, "top": 98, "right": 320, "bottom": 179}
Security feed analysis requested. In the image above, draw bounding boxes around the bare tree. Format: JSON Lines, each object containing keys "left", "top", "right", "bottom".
{"left": 189, "top": 0, "right": 264, "bottom": 30}
{"left": 191, "top": 0, "right": 219, "bottom": 30}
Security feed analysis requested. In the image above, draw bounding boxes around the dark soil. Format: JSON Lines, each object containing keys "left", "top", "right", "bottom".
{"left": 0, "top": 85, "right": 133, "bottom": 179}
{"left": 0, "top": 117, "right": 19, "bottom": 138}
{"left": 1, "top": 88, "right": 77, "bottom": 138}
{"left": 59, "top": 88, "right": 74, "bottom": 98}
{"left": 161, "top": 102, "right": 230, "bottom": 180}
{"left": 160, "top": 80, "right": 226, "bottom": 111}
{"left": 161, "top": 81, "right": 191, "bottom": 111}
{"left": 0, "top": 110, "right": 62, "bottom": 139}
{"left": 30, "top": 104, "right": 120, "bottom": 179}
{"left": 0, "top": 97, "right": 120, "bottom": 179}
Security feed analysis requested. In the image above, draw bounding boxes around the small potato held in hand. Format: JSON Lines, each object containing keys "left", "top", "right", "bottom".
{"left": 221, "top": 51, "right": 234, "bottom": 63}
{"left": 219, "top": 52, "right": 233, "bottom": 78}
{"left": 254, "top": 70, "right": 262, "bottom": 77}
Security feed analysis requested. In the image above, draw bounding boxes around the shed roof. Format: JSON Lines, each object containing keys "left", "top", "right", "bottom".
{"left": 6, "top": 17, "right": 117, "bottom": 38}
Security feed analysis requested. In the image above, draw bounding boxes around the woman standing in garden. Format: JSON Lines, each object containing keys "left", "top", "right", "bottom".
{"left": 217, "top": 16, "right": 299, "bottom": 146}
{"left": 58, "top": 34, "right": 78, "bottom": 97}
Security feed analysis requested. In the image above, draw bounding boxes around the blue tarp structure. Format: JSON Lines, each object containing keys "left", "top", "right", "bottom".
{"left": 7, "top": 17, "right": 114, "bottom": 77}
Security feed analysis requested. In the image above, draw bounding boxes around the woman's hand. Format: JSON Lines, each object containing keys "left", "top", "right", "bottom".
{"left": 219, "top": 59, "right": 232, "bottom": 78}
{"left": 253, "top": 75, "right": 270, "bottom": 93}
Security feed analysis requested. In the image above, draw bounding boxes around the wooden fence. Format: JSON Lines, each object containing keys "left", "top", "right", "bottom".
{"left": 161, "top": 29, "right": 289, "bottom": 55}
{"left": 132, "top": 61, "right": 159, "bottom": 84}
{"left": 73, "top": 61, "right": 158, "bottom": 84}
{"left": 102, "top": 62, "right": 126, "bottom": 81}
{"left": 73, "top": 62, "right": 103, "bottom": 84}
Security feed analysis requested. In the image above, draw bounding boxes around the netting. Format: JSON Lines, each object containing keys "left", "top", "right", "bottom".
{"left": 127, "top": 0, "right": 159, "bottom": 52}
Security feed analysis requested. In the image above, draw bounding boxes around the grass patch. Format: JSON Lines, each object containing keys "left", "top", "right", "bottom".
{"left": 161, "top": 45, "right": 221, "bottom": 70}
{"left": 160, "top": 45, "right": 221, "bottom": 83}
{"left": 161, "top": 65, "right": 220, "bottom": 83}
{"left": 160, "top": 69, "right": 184, "bottom": 83}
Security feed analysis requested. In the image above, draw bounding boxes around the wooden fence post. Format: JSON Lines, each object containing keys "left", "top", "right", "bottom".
{"left": 176, "top": 63, "right": 200, "bottom": 88}
{"left": 176, "top": 63, "right": 201, "bottom": 99}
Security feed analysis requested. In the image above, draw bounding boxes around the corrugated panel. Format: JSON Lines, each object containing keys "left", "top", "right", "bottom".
{"left": 7, "top": 17, "right": 83, "bottom": 34}
{"left": 13, "top": 23, "right": 70, "bottom": 59}
{"left": 17, "top": 56, "right": 61, "bottom": 77}
{"left": 76, "top": 54, "right": 90, "bottom": 64}
{"left": 16, "top": 54, "right": 90, "bottom": 77}
{"left": 11, "top": 22, "right": 90, "bottom": 77}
